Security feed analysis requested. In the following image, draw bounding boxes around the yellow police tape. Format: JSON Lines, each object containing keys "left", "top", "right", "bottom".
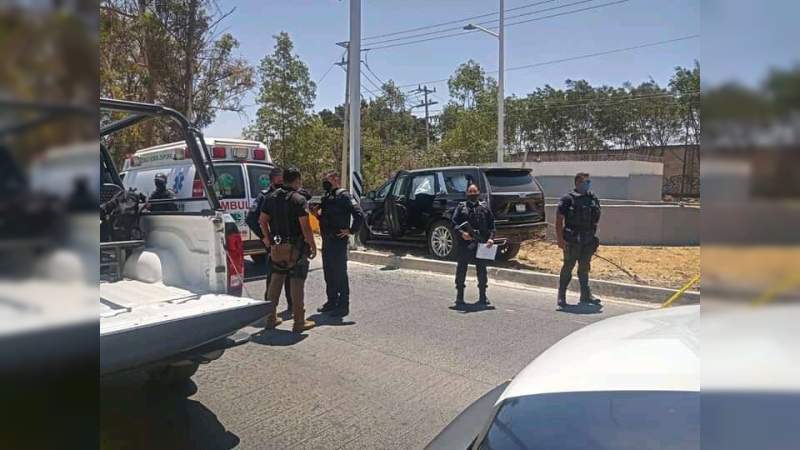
{"left": 752, "top": 272, "right": 800, "bottom": 306}
{"left": 661, "top": 274, "right": 701, "bottom": 308}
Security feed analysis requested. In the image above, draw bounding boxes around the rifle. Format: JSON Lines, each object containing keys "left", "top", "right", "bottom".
{"left": 455, "top": 221, "right": 479, "bottom": 250}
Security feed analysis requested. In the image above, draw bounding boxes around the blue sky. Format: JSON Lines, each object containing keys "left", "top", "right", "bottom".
{"left": 205, "top": 0, "right": 701, "bottom": 137}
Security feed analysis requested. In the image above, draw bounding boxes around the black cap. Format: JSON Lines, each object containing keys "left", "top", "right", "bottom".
{"left": 283, "top": 166, "right": 301, "bottom": 183}
{"left": 269, "top": 166, "right": 283, "bottom": 179}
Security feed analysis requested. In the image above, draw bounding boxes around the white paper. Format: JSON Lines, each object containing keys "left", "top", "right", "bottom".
{"left": 476, "top": 243, "right": 498, "bottom": 260}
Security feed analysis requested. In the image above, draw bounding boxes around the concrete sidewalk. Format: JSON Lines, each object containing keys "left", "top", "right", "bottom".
{"left": 349, "top": 250, "right": 699, "bottom": 305}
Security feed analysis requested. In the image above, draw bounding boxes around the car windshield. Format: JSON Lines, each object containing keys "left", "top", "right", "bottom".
{"left": 478, "top": 391, "right": 699, "bottom": 450}
{"left": 484, "top": 170, "right": 539, "bottom": 193}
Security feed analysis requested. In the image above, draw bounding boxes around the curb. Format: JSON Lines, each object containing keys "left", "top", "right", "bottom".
{"left": 349, "top": 250, "right": 700, "bottom": 305}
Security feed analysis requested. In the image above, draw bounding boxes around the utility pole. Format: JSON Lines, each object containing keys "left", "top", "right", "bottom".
{"left": 347, "top": 0, "right": 362, "bottom": 199}
{"left": 335, "top": 46, "right": 349, "bottom": 189}
{"left": 498, "top": 0, "right": 505, "bottom": 165}
{"left": 410, "top": 85, "right": 438, "bottom": 151}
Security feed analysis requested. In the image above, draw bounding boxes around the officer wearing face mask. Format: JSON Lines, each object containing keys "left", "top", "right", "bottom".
{"left": 148, "top": 172, "right": 177, "bottom": 212}
{"left": 556, "top": 172, "right": 602, "bottom": 308}
{"left": 451, "top": 183, "right": 495, "bottom": 307}
{"left": 310, "top": 171, "right": 364, "bottom": 317}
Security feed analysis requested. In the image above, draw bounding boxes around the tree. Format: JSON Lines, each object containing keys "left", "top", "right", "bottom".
{"left": 100, "top": 0, "right": 254, "bottom": 159}
{"left": 669, "top": 61, "right": 700, "bottom": 145}
{"left": 246, "top": 31, "right": 316, "bottom": 166}
{"left": 448, "top": 60, "right": 488, "bottom": 108}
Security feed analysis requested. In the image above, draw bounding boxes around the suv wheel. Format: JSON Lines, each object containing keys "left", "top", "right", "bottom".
{"left": 497, "top": 242, "right": 521, "bottom": 261}
{"left": 428, "top": 221, "right": 456, "bottom": 260}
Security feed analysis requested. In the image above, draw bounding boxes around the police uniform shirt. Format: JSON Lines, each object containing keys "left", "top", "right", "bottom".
{"left": 261, "top": 187, "right": 309, "bottom": 240}
{"left": 452, "top": 200, "right": 495, "bottom": 242}
{"left": 320, "top": 189, "right": 364, "bottom": 237}
{"left": 557, "top": 190, "right": 601, "bottom": 237}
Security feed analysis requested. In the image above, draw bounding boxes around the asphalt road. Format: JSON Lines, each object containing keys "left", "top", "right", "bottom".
{"left": 101, "top": 257, "right": 653, "bottom": 450}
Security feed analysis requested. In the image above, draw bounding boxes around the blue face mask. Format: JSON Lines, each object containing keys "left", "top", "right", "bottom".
{"left": 577, "top": 180, "right": 591, "bottom": 193}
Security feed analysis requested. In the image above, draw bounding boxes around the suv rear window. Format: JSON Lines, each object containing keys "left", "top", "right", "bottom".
{"left": 484, "top": 170, "right": 539, "bottom": 193}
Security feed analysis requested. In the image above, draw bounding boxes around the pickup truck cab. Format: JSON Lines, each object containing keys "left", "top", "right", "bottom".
{"left": 99, "top": 99, "right": 268, "bottom": 385}
{"left": 360, "top": 166, "right": 547, "bottom": 260}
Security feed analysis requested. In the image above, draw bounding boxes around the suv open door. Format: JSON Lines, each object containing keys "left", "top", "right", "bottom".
{"left": 384, "top": 170, "right": 409, "bottom": 237}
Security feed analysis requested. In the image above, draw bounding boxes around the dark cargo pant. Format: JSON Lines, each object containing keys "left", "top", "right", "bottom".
{"left": 322, "top": 235, "right": 350, "bottom": 308}
{"left": 455, "top": 241, "right": 488, "bottom": 291}
{"left": 558, "top": 240, "right": 597, "bottom": 300}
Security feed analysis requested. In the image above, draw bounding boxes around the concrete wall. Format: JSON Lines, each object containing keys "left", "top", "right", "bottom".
{"left": 545, "top": 203, "right": 700, "bottom": 246}
{"left": 491, "top": 160, "right": 664, "bottom": 201}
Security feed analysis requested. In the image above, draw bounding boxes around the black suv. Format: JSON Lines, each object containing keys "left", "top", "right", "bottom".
{"left": 359, "top": 166, "right": 547, "bottom": 260}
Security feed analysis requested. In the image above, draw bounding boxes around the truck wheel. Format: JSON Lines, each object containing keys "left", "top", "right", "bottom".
{"left": 497, "top": 243, "right": 521, "bottom": 262}
{"left": 428, "top": 221, "right": 456, "bottom": 260}
{"left": 148, "top": 361, "right": 200, "bottom": 386}
{"left": 251, "top": 254, "right": 267, "bottom": 265}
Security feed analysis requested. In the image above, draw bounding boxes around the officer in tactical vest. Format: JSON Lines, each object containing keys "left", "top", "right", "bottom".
{"left": 148, "top": 172, "right": 177, "bottom": 212}
{"left": 451, "top": 183, "right": 496, "bottom": 306}
{"left": 556, "top": 172, "right": 602, "bottom": 308}
{"left": 310, "top": 171, "right": 364, "bottom": 317}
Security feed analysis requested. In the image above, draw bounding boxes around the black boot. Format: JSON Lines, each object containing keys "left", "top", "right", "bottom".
{"left": 478, "top": 288, "right": 490, "bottom": 305}
{"left": 455, "top": 289, "right": 465, "bottom": 305}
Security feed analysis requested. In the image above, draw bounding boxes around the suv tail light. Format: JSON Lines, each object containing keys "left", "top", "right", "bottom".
{"left": 225, "top": 222, "right": 244, "bottom": 296}
{"left": 192, "top": 178, "right": 204, "bottom": 197}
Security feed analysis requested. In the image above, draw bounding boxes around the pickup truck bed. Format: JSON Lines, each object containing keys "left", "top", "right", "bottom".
{"left": 100, "top": 280, "right": 268, "bottom": 375}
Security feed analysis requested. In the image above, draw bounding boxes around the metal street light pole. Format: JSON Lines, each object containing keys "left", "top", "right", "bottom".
{"left": 464, "top": 0, "right": 504, "bottom": 165}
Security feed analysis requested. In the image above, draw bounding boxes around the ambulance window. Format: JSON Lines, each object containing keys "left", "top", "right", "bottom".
{"left": 247, "top": 165, "right": 272, "bottom": 196}
{"left": 214, "top": 165, "right": 245, "bottom": 199}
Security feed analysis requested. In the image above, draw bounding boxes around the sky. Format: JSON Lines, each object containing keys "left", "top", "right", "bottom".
{"left": 204, "top": 0, "right": 702, "bottom": 138}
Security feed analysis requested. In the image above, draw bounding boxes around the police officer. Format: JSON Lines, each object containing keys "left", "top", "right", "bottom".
{"left": 556, "top": 172, "right": 602, "bottom": 308}
{"left": 451, "top": 183, "right": 496, "bottom": 306}
{"left": 311, "top": 171, "right": 364, "bottom": 317}
{"left": 250, "top": 167, "right": 294, "bottom": 316}
{"left": 148, "top": 172, "right": 177, "bottom": 211}
{"left": 259, "top": 167, "right": 317, "bottom": 333}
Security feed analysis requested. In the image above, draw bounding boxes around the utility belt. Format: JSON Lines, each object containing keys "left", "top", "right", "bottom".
{"left": 270, "top": 235, "right": 306, "bottom": 270}
{"left": 564, "top": 228, "right": 600, "bottom": 250}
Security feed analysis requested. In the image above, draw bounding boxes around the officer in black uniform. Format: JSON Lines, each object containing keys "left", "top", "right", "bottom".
{"left": 252, "top": 167, "right": 295, "bottom": 315}
{"left": 556, "top": 172, "right": 602, "bottom": 308}
{"left": 148, "top": 172, "right": 177, "bottom": 211}
{"left": 451, "top": 183, "right": 496, "bottom": 306}
{"left": 311, "top": 171, "right": 364, "bottom": 317}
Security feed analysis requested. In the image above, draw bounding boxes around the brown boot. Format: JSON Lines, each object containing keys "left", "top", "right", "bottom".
{"left": 292, "top": 317, "right": 315, "bottom": 333}
{"left": 264, "top": 313, "right": 282, "bottom": 330}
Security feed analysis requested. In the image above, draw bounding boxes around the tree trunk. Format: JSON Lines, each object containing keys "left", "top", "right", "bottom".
{"left": 184, "top": 0, "right": 198, "bottom": 124}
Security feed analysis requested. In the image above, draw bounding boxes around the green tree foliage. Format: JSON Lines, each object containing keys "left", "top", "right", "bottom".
{"left": 100, "top": 0, "right": 254, "bottom": 161}
{"left": 246, "top": 32, "right": 316, "bottom": 166}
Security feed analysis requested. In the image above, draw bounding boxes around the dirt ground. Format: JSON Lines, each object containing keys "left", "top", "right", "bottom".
{"left": 515, "top": 240, "right": 700, "bottom": 290}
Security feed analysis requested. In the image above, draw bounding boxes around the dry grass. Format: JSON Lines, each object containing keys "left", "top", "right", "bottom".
{"left": 516, "top": 240, "right": 700, "bottom": 290}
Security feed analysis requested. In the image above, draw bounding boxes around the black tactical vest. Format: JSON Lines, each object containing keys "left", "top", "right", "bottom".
{"left": 564, "top": 192, "right": 600, "bottom": 234}
{"left": 320, "top": 188, "right": 350, "bottom": 234}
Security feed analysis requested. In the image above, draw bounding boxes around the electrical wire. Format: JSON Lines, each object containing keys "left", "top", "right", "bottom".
{"left": 361, "top": 0, "right": 562, "bottom": 42}
{"left": 366, "top": 0, "right": 629, "bottom": 51}
{"left": 395, "top": 35, "right": 700, "bottom": 88}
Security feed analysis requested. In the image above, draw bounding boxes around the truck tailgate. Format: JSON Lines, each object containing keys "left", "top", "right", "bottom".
{"left": 100, "top": 280, "right": 268, "bottom": 375}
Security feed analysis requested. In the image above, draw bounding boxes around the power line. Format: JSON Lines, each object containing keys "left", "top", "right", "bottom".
{"left": 364, "top": 0, "right": 600, "bottom": 47}
{"left": 396, "top": 34, "right": 700, "bottom": 88}
{"left": 366, "top": 0, "right": 629, "bottom": 51}
{"left": 361, "top": 0, "right": 560, "bottom": 42}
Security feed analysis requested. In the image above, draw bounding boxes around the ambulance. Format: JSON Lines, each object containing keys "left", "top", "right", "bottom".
{"left": 121, "top": 137, "right": 274, "bottom": 262}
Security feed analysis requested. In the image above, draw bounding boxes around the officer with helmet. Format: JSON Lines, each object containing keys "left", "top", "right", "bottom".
{"left": 148, "top": 172, "right": 177, "bottom": 211}
{"left": 555, "top": 172, "right": 602, "bottom": 308}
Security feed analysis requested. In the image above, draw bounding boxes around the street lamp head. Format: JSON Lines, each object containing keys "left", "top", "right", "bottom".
{"left": 463, "top": 24, "right": 477, "bottom": 31}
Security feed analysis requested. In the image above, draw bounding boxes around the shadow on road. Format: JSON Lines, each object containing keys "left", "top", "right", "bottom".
{"left": 250, "top": 328, "right": 308, "bottom": 346}
{"left": 101, "top": 379, "right": 240, "bottom": 450}
{"left": 307, "top": 312, "right": 357, "bottom": 327}
{"left": 557, "top": 303, "right": 604, "bottom": 315}
{"left": 448, "top": 303, "right": 497, "bottom": 314}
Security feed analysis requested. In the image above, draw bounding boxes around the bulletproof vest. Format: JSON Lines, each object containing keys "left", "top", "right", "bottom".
{"left": 149, "top": 187, "right": 174, "bottom": 200}
{"left": 564, "top": 192, "right": 600, "bottom": 233}
{"left": 459, "top": 201, "right": 492, "bottom": 242}
{"left": 320, "top": 188, "right": 350, "bottom": 233}
{"left": 269, "top": 188, "right": 301, "bottom": 241}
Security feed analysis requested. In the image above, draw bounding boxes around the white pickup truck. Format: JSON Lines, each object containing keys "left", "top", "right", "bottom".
{"left": 100, "top": 99, "right": 268, "bottom": 384}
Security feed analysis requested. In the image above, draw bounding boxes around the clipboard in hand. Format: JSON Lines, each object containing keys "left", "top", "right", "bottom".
{"left": 476, "top": 243, "right": 497, "bottom": 260}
